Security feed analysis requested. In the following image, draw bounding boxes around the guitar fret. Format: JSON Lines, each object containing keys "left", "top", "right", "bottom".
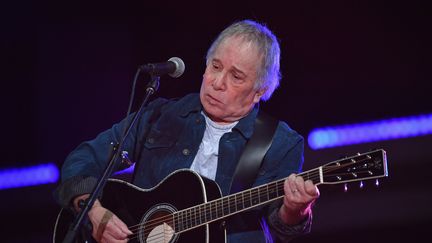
{"left": 215, "top": 200, "right": 220, "bottom": 218}
{"left": 276, "top": 181, "right": 280, "bottom": 197}
{"left": 219, "top": 199, "right": 224, "bottom": 217}
{"left": 210, "top": 201, "right": 216, "bottom": 220}
{"left": 196, "top": 206, "right": 200, "bottom": 226}
{"left": 195, "top": 207, "right": 198, "bottom": 226}
{"left": 191, "top": 208, "right": 194, "bottom": 228}
{"left": 199, "top": 204, "right": 204, "bottom": 225}
{"left": 180, "top": 211, "right": 184, "bottom": 231}
{"left": 251, "top": 188, "right": 259, "bottom": 205}
{"left": 243, "top": 190, "right": 251, "bottom": 208}
{"left": 272, "top": 181, "right": 277, "bottom": 197}
{"left": 186, "top": 208, "right": 191, "bottom": 228}
{"left": 206, "top": 202, "right": 211, "bottom": 221}
{"left": 194, "top": 206, "right": 200, "bottom": 225}
{"left": 236, "top": 194, "right": 244, "bottom": 211}
{"left": 190, "top": 208, "right": 194, "bottom": 228}
{"left": 242, "top": 193, "right": 245, "bottom": 209}
{"left": 259, "top": 185, "right": 268, "bottom": 202}
{"left": 174, "top": 213, "right": 179, "bottom": 232}
{"left": 190, "top": 208, "right": 196, "bottom": 227}
{"left": 275, "top": 181, "right": 281, "bottom": 197}
{"left": 278, "top": 180, "right": 284, "bottom": 196}
{"left": 223, "top": 197, "right": 230, "bottom": 215}
{"left": 214, "top": 200, "right": 218, "bottom": 219}
{"left": 229, "top": 195, "right": 236, "bottom": 214}
{"left": 179, "top": 213, "right": 183, "bottom": 231}
{"left": 183, "top": 209, "right": 188, "bottom": 229}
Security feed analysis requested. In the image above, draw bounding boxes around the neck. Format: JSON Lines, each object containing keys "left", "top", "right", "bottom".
{"left": 203, "top": 107, "right": 256, "bottom": 125}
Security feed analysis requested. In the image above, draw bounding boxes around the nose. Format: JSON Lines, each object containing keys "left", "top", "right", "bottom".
{"left": 212, "top": 72, "right": 227, "bottom": 91}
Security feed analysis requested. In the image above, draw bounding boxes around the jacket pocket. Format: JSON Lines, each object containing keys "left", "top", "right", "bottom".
{"left": 144, "top": 128, "right": 176, "bottom": 149}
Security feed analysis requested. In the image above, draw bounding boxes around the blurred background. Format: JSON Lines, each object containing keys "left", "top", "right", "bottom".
{"left": 1, "top": 0, "right": 431, "bottom": 242}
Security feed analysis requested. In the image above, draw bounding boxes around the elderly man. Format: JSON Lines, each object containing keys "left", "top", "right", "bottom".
{"left": 55, "top": 19, "right": 319, "bottom": 243}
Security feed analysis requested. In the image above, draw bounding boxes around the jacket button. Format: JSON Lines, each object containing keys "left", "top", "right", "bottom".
{"left": 182, "top": 148, "right": 190, "bottom": 156}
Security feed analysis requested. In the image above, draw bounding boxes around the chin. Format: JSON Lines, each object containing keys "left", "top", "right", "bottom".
{"left": 202, "top": 105, "right": 224, "bottom": 121}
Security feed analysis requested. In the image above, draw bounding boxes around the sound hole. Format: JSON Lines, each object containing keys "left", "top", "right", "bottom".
{"left": 139, "top": 204, "right": 178, "bottom": 243}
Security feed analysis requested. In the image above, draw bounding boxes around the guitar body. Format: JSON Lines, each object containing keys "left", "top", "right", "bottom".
{"left": 53, "top": 169, "right": 226, "bottom": 243}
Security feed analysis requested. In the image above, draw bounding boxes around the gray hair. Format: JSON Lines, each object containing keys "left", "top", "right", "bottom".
{"left": 206, "top": 19, "right": 281, "bottom": 101}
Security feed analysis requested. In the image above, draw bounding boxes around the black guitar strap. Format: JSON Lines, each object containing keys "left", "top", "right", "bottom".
{"left": 229, "top": 110, "right": 279, "bottom": 194}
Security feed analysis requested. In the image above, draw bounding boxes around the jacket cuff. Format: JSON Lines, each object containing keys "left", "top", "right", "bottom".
{"left": 53, "top": 176, "right": 98, "bottom": 208}
{"left": 267, "top": 206, "right": 312, "bottom": 240}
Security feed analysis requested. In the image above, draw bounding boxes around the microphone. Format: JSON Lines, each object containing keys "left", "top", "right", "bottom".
{"left": 139, "top": 57, "right": 185, "bottom": 78}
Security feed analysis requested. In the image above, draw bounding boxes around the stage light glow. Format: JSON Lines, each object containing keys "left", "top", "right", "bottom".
{"left": 308, "top": 113, "right": 432, "bottom": 149}
{"left": 114, "top": 164, "right": 135, "bottom": 175}
{"left": 0, "top": 163, "right": 59, "bottom": 190}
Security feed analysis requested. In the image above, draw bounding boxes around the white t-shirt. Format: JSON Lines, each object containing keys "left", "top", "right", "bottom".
{"left": 190, "top": 112, "right": 238, "bottom": 180}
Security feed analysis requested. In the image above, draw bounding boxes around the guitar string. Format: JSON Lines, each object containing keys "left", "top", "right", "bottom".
{"left": 125, "top": 165, "right": 365, "bottom": 239}
{"left": 127, "top": 227, "right": 176, "bottom": 242}
{"left": 125, "top": 169, "right": 323, "bottom": 238}
{"left": 124, "top": 176, "right": 299, "bottom": 240}
{"left": 125, "top": 161, "right": 366, "bottom": 238}
{"left": 124, "top": 157, "right": 375, "bottom": 239}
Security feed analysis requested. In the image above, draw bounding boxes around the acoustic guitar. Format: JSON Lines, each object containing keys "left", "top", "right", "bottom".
{"left": 53, "top": 149, "right": 388, "bottom": 243}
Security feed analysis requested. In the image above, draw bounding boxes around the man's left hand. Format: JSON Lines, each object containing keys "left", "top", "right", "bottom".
{"left": 279, "top": 173, "right": 320, "bottom": 225}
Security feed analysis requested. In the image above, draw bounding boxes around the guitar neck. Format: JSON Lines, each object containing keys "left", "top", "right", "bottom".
{"left": 173, "top": 149, "right": 387, "bottom": 233}
{"left": 173, "top": 168, "right": 321, "bottom": 233}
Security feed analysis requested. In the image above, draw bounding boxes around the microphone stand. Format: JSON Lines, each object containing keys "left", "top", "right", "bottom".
{"left": 62, "top": 74, "right": 160, "bottom": 243}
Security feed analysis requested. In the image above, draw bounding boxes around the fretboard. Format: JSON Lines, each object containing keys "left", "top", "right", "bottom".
{"left": 173, "top": 167, "right": 321, "bottom": 233}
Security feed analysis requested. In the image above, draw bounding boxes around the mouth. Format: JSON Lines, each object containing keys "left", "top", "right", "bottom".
{"left": 206, "top": 94, "right": 223, "bottom": 105}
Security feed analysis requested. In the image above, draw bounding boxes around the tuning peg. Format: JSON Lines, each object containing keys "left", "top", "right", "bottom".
{"left": 375, "top": 179, "right": 380, "bottom": 187}
{"left": 344, "top": 183, "right": 348, "bottom": 192}
{"left": 359, "top": 181, "right": 364, "bottom": 189}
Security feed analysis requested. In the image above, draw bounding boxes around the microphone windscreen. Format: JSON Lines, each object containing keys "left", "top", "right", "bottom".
{"left": 168, "top": 57, "right": 185, "bottom": 78}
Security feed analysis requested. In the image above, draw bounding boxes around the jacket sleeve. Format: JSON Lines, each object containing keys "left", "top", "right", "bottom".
{"left": 53, "top": 98, "right": 168, "bottom": 208}
{"left": 260, "top": 122, "right": 313, "bottom": 242}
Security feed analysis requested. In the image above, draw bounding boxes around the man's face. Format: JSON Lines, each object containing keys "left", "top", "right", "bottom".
{"left": 200, "top": 36, "right": 264, "bottom": 124}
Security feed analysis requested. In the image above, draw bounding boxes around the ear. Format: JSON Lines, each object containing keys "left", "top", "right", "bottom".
{"left": 253, "top": 88, "right": 266, "bottom": 103}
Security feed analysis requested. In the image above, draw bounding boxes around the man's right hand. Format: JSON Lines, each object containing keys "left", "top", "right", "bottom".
{"left": 73, "top": 195, "right": 132, "bottom": 243}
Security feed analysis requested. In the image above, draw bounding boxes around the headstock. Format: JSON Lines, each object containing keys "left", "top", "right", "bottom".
{"left": 319, "top": 149, "right": 388, "bottom": 185}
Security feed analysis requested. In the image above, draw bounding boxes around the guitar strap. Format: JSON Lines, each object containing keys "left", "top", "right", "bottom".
{"left": 229, "top": 110, "right": 279, "bottom": 194}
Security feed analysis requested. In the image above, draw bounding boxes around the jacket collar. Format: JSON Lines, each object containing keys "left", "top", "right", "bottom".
{"left": 178, "top": 93, "right": 202, "bottom": 117}
{"left": 232, "top": 105, "right": 259, "bottom": 139}
{"left": 178, "top": 93, "right": 259, "bottom": 139}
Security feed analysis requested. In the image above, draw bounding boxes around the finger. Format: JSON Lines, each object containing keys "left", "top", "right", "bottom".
{"left": 287, "top": 174, "right": 298, "bottom": 194}
{"left": 113, "top": 215, "right": 133, "bottom": 235}
{"left": 101, "top": 231, "right": 129, "bottom": 243}
{"left": 305, "top": 180, "right": 320, "bottom": 198}
{"left": 293, "top": 175, "right": 306, "bottom": 195}
{"left": 283, "top": 175, "right": 292, "bottom": 195}
{"left": 104, "top": 217, "right": 129, "bottom": 240}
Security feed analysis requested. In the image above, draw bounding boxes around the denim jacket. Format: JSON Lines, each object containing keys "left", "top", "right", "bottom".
{"left": 54, "top": 93, "right": 311, "bottom": 242}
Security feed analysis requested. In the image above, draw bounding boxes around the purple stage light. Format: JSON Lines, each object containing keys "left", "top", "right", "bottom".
{"left": 0, "top": 163, "right": 59, "bottom": 190}
{"left": 308, "top": 113, "right": 432, "bottom": 149}
{"left": 114, "top": 163, "right": 135, "bottom": 175}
